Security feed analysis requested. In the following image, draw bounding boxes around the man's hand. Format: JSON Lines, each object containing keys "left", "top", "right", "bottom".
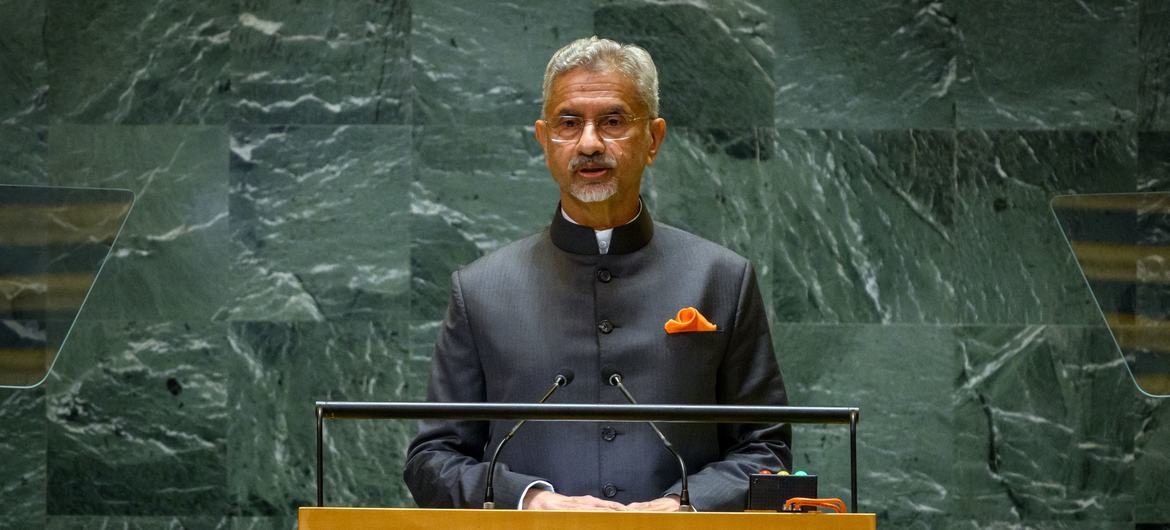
{"left": 523, "top": 489, "right": 628, "bottom": 511}
{"left": 626, "top": 495, "right": 682, "bottom": 512}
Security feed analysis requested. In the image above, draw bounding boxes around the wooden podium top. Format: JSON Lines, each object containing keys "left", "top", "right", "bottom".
{"left": 299, "top": 507, "right": 876, "bottom": 530}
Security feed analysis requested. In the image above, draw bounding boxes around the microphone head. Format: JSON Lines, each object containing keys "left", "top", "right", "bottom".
{"left": 601, "top": 366, "right": 622, "bottom": 386}
{"left": 556, "top": 369, "right": 575, "bottom": 386}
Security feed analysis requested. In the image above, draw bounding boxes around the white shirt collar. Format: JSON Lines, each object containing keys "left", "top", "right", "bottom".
{"left": 560, "top": 203, "right": 643, "bottom": 256}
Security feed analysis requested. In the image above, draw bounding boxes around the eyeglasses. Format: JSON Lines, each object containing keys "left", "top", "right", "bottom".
{"left": 546, "top": 114, "right": 648, "bottom": 143}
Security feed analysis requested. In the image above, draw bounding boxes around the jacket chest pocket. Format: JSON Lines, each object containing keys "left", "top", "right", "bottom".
{"left": 664, "top": 330, "right": 725, "bottom": 355}
{"left": 656, "top": 331, "right": 724, "bottom": 400}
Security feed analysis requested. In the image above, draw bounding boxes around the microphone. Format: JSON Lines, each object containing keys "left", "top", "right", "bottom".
{"left": 483, "top": 369, "right": 575, "bottom": 509}
{"left": 603, "top": 366, "right": 693, "bottom": 512}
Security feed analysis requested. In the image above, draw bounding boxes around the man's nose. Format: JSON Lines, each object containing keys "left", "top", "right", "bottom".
{"left": 576, "top": 121, "right": 605, "bottom": 155}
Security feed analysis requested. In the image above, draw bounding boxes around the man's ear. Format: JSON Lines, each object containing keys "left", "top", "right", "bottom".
{"left": 534, "top": 119, "right": 546, "bottom": 145}
{"left": 645, "top": 118, "right": 667, "bottom": 165}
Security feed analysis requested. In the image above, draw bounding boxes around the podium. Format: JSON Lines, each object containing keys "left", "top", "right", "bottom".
{"left": 298, "top": 507, "right": 877, "bottom": 529}
{"left": 310, "top": 402, "right": 870, "bottom": 527}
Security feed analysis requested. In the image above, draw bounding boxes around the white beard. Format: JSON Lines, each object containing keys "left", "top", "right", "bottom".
{"left": 570, "top": 178, "right": 618, "bottom": 202}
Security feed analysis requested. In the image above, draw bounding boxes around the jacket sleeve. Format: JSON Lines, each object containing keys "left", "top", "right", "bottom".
{"left": 662, "top": 261, "right": 793, "bottom": 511}
{"left": 403, "top": 270, "right": 550, "bottom": 509}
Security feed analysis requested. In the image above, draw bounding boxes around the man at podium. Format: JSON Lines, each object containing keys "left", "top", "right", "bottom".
{"left": 404, "top": 37, "right": 791, "bottom": 512}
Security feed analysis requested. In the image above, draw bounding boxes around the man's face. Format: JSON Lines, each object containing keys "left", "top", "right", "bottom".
{"left": 535, "top": 68, "right": 666, "bottom": 209}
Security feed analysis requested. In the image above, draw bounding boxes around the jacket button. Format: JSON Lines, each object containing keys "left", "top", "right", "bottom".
{"left": 601, "top": 426, "right": 616, "bottom": 441}
{"left": 596, "top": 268, "right": 612, "bottom": 283}
{"left": 598, "top": 320, "right": 614, "bottom": 334}
{"left": 602, "top": 482, "right": 618, "bottom": 498}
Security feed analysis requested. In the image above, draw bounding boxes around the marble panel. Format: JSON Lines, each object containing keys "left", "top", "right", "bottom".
{"left": 0, "top": 125, "right": 48, "bottom": 185}
{"left": 645, "top": 128, "right": 772, "bottom": 305}
{"left": 768, "top": 0, "right": 957, "bottom": 129}
{"left": 409, "top": 212, "right": 482, "bottom": 325}
{"left": 408, "top": 320, "right": 441, "bottom": 365}
{"left": 952, "top": 325, "right": 1138, "bottom": 525}
{"left": 0, "top": 388, "right": 46, "bottom": 530}
{"left": 768, "top": 129, "right": 957, "bottom": 324}
{"left": 1134, "top": 396, "right": 1170, "bottom": 523}
{"left": 593, "top": 0, "right": 774, "bottom": 127}
{"left": 1140, "top": 0, "right": 1170, "bottom": 130}
{"left": 226, "top": 321, "right": 426, "bottom": 516}
{"left": 1139, "top": 131, "right": 1170, "bottom": 191}
{"left": 953, "top": 130, "right": 1137, "bottom": 325}
{"left": 411, "top": 0, "right": 592, "bottom": 126}
{"left": 947, "top": 522, "right": 1136, "bottom": 530}
{"left": 773, "top": 323, "right": 954, "bottom": 528}
{"left": 45, "top": 517, "right": 228, "bottom": 529}
{"left": 229, "top": 517, "right": 292, "bottom": 530}
{"left": 0, "top": 0, "right": 48, "bottom": 124}
{"left": 231, "top": 0, "right": 410, "bottom": 125}
{"left": 954, "top": 0, "right": 1139, "bottom": 129}
{"left": 409, "top": 126, "right": 558, "bottom": 322}
{"left": 45, "top": 0, "right": 230, "bottom": 124}
{"left": 46, "top": 126, "right": 229, "bottom": 321}
{"left": 44, "top": 321, "right": 229, "bottom": 516}
{"left": 225, "top": 125, "right": 410, "bottom": 322}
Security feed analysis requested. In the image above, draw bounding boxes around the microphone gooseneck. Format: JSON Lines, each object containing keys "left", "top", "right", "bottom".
{"left": 605, "top": 370, "right": 693, "bottom": 512}
{"left": 483, "top": 369, "right": 574, "bottom": 509}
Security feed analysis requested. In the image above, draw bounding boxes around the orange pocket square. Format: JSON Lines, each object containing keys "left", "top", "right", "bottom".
{"left": 664, "top": 307, "right": 717, "bottom": 333}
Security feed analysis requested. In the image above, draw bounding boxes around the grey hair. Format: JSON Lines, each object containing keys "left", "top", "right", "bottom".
{"left": 541, "top": 36, "right": 659, "bottom": 118}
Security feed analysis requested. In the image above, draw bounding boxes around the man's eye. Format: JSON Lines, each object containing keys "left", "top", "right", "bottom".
{"left": 558, "top": 118, "right": 582, "bottom": 129}
{"left": 600, "top": 116, "right": 625, "bottom": 128}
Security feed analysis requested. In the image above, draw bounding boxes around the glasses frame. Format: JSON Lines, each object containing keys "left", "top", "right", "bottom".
{"left": 544, "top": 113, "right": 650, "bottom": 144}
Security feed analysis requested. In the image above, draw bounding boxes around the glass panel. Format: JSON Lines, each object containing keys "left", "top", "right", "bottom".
{"left": 1052, "top": 193, "right": 1170, "bottom": 397}
{"left": 0, "top": 184, "right": 133, "bottom": 388}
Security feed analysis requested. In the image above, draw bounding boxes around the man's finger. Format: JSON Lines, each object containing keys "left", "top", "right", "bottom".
{"left": 627, "top": 497, "right": 680, "bottom": 512}
{"left": 567, "top": 498, "right": 621, "bottom": 511}
{"left": 576, "top": 496, "right": 627, "bottom": 510}
{"left": 586, "top": 500, "right": 627, "bottom": 511}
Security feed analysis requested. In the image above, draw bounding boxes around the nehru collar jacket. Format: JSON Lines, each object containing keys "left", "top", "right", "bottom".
{"left": 404, "top": 203, "right": 791, "bottom": 512}
{"left": 550, "top": 201, "right": 655, "bottom": 255}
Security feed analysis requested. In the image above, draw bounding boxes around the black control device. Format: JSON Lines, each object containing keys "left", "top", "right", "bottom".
{"left": 745, "top": 473, "right": 818, "bottom": 511}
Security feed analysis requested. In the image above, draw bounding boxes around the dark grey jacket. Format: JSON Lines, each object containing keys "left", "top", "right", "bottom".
{"left": 403, "top": 206, "right": 791, "bottom": 511}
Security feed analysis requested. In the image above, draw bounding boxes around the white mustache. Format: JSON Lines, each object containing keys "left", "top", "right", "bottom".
{"left": 569, "top": 154, "right": 617, "bottom": 173}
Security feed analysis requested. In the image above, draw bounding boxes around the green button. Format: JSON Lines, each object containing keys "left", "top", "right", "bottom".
{"left": 793, "top": 471, "right": 808, "bottom": 476}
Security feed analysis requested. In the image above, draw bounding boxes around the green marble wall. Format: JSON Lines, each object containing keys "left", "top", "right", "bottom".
{"left": 1, "top": 0, "right": 1168, "bottom": 528}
